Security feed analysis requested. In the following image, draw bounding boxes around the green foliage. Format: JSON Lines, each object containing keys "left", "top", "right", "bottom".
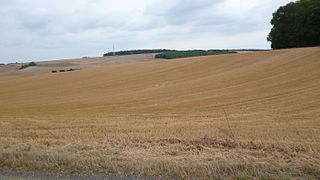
{"left": 290, "top": 145, "right": 305, "bottom": 153}
{"left": 29, "top": 62, "right": 37, "bottom": 66}
{"left": 104, "top": 49, "right": 175, "bottom": 56}
{"left": 155, "top": 50, "right": 236, "bottom": 59}
{"left": 268, "top": 0, "right": 320, "bottom": 49}
{"left": 19, "top": 62, "right": 37, "bottom": 70}
{"left": 52, "top": 69, "right": 78, "bottom": 73}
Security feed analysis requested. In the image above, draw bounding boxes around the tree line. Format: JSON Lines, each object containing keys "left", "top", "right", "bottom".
{"left": 155, "top": 50, "right": 236, "bottom": 59}
{"left": 268, "top": 0, "right": 320, "bottom": 49}
{"left": 104, "top": 49, "right": 175, "bottom": 56}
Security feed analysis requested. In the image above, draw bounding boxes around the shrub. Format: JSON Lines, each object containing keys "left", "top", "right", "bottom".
{"left": 19, "top": 62, "right": 37, "bottom": 70}
{"left": 59, "top": 70, "right": 65, "bottom": 72}
{"left": 29, "top": 62, "right": 37, "bottom": 66}
{"left": 52, "top": 70, "right": 57, "bottom": 73}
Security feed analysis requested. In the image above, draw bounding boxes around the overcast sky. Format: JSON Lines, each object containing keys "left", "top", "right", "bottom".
{"left": 0, "top": 0, "right": 293, "bottom": 63}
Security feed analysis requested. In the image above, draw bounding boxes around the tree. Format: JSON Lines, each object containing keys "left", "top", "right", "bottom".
{"left": 267, "top": 0, "right": 320, "bottom": 49}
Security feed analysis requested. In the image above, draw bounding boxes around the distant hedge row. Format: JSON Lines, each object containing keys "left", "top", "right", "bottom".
{"left": 19, "top": 62, "right": 37, "bottom": 70}
{"left": 104, "top": 49, "right": 175, "bottom": 56}
{"left": 155, "top": 50, "right": 237, "bottom": 59}
{"left": 52, "top": 68, "right": 78, "bottom": 73}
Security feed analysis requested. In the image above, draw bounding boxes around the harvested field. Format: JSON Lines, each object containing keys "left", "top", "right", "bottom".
{"left": 0, "top": 53, "right": 156, "bottom": 77}
{"left": 0, "top": 47, "right": 319, "bottom": 179}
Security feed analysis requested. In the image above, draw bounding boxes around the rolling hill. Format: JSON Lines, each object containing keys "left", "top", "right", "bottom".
{"left": 0, "top": 47, "right": 319, "bottom": 179}
{"left": 0, "top": 47, "right": 319, "bottom": 118}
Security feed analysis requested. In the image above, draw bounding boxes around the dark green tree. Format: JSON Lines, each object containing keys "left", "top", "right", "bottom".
{"left": 267, "top": 0, "right": 320, "bottom": 49}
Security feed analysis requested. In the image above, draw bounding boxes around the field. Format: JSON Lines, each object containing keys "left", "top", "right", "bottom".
{"left": 0, "top": 47, "right": 320, "bottom": 179}
{"left": 0, "top": 53, "right": 156, "bottom": 77}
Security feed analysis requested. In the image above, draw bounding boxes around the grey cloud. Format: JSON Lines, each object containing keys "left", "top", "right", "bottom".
{"left": 17, "top": 11, "right": 52, "bottom": 30}
{"left": 0, "top": 0, "right": 293, "bottom": 63}
{"left": 145, "top": 0, "right": 219, "bottom": 25}
{"left": 144, "top": 0, "right": 284, "bottom": 35}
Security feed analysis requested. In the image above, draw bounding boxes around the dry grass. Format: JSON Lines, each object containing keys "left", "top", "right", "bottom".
{"left": 0, "top": 47, "right": 320, "bottom": 179}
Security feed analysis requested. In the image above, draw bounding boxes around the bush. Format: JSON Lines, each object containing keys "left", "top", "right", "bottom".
{"left": 52, "top": 69, "right": 78, "bottom": 73}
{"left": 19, "top": 62, "right": 37, "bottom": 70}
{"left": 29, "top": 62, "right": 37, "bottom": 66}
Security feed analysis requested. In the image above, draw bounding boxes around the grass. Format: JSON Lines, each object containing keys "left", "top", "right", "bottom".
{"left": 0, "top": 137, "right": 319, "bottom": 179}
{"left": 38, "top": 62, "right": 74, "bottom": 67}
{"left": 0, "top": 113, "right": 319, "bottom": 179}
{"left": 0, "top": 47, "right": 320, "bottom": 179}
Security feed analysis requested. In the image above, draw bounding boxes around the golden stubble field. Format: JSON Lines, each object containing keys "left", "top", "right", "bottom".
{"left": 0, "top": 47, "right": 320, "bottom": 179}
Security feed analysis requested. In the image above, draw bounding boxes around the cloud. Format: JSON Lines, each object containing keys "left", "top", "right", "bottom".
{"left": 145, "top": 0, "right": 218, "bottom": 25}
{"left": 0, "top": 0, "right": 294, "bottom": 63}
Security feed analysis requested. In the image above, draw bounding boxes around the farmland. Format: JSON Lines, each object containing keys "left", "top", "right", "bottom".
{"left": 0, "top": 47, "right": 320, "bottom": 179}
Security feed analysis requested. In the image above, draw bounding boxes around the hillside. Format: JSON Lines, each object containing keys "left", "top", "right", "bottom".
{"left": 0, "top": 53, "right": 156, "bottom": 77}
{"left": 1, "top": 47, "right": 319, "bottom": 117}
{"left": 0, "top": 47, "right": 319, "bottom": 179}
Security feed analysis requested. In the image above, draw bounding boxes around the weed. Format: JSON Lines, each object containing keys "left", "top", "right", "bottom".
{"left": 290, "top": 145, "right": 305, "bottom": 153}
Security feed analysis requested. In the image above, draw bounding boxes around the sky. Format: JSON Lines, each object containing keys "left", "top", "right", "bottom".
{"left": 0, "top": 0, "right": 294, "bottom": 63}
